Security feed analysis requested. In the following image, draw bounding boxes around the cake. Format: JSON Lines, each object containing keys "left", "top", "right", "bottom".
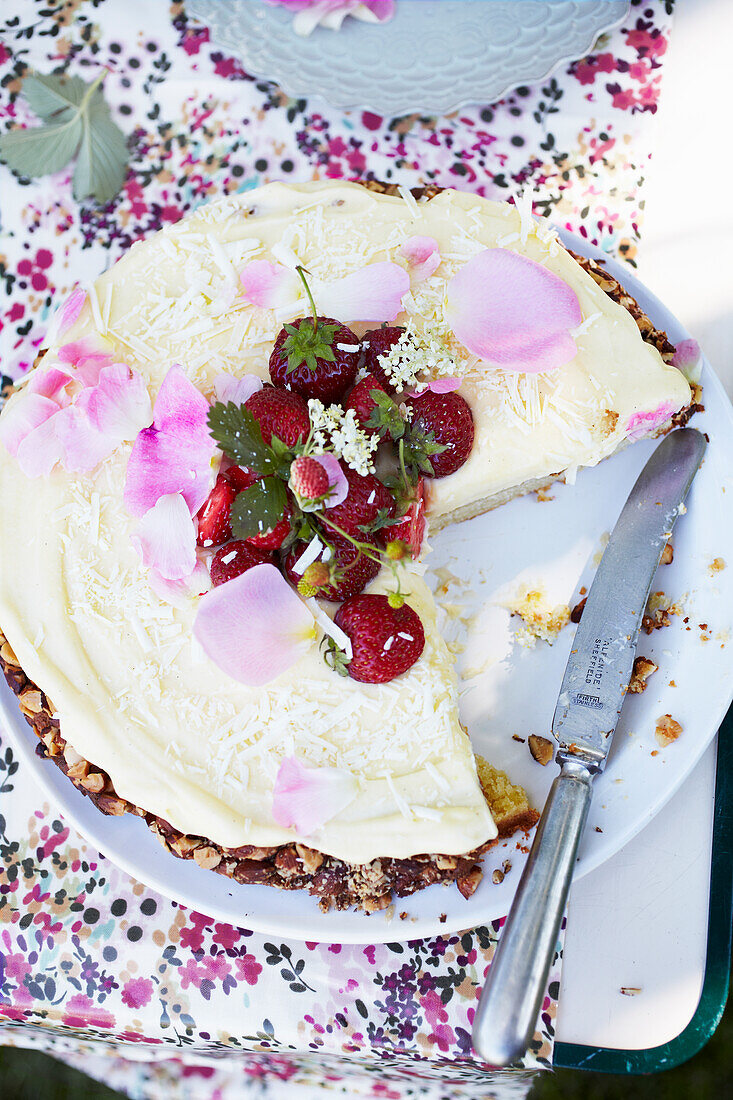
{"left": 0, "top": 181, "right": 694, "bottom": 912}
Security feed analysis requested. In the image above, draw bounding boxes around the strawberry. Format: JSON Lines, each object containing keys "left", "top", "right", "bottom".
{"left": 284, "top": 533, "right": 380, "bottom": 602}
{"left": 289, "top": 455, "right": 330, "bottom": 503}
{"left": 197, "top": 473, "right": 237, "bottom": 548}
{"left": 333, "top": 594, "right": 425, "bottom": 683}
{"left": 360, "top": 326, "right": 404, "bottom": 394}
{"left": 245, "top": 489, "right": 293, "bottom": 551}
{"left": 378, "top": 477, "right": 426, "bottom": 559}
{"left": 210, "top": 540, "right": 272, "bottom": 587}
{"left": 270, "top": 316, "right": 360, "bottom": 404}
{"left": 245, "top": 385, "right": 310, "bottom": 449}
{"left": 224, "top": 464, "right": 258, "bottom": 491}
{"left": 345, "top": 372, "right": 387, "bottom": 430}
{"left": 402, "top": 390, "right": 474, "bottom": 478}
{"left": 322, "top": 465, "right": 396, "bottom": 538}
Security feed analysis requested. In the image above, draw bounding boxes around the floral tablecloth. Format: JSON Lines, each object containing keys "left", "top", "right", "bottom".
{"left": 0, "top": 1, "right": 675, "bottom": 1096}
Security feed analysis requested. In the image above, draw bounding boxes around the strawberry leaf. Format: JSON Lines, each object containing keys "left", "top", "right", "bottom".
{"left": 283, "top": 319, "right": 340, "bottom": 374}
{"left": 0, "top": 69, "right": 128, "bottom": 204}
{"left": 208, "top": 402, "right": 280, "bottom": 475}
{"left": 365, "top": 389, "right": 406, "bottom": 440}
{"left": 230, "top": 478, "right": 287, "bottom": 541}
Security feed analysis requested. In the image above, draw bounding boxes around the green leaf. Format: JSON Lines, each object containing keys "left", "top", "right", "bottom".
{"left": 72, "top": 88, "right": 128, "bottom": 203}
{"left": 22, "top": 73, "right": 87, "bottom": 120}
{"left": 283, "top": 319, "right": 340, "bottom": 374}
{"left": 0, "top": 117, "right": 82, "bottom": 177}
{"left": 207, "top": 402, "right": 280, "bottom": 475}
{"left": 0, "top": 69, "right": 129, "bottom": 204}
{"left": 365, "top": 390, "right": 406, "bottom": 441}
{"left": 231, "top": 479, "right": 287, "bottom": 541}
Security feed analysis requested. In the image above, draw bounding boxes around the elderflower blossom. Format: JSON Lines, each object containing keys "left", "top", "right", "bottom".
{"left": 307, "top": 399, "right": 379, "bottom": 476}
{"left": 377, "top": 322, "right": 458, "bottom": 392}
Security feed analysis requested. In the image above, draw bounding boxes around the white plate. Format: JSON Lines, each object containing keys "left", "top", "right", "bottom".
{"left": 187, "top": 0, "right": 630, "bottom": 116}
{"left": 3, "top": 230, "right": 733, "bottom": 944}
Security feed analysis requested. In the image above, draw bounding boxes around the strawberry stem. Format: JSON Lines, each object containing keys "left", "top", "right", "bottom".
{"left": 296, "top": 265, "right": 319, "bottom": 334}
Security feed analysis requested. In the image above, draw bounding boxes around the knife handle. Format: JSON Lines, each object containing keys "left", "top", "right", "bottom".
{"left": 472, "top": 760, "right": 593, "bottom": 1066}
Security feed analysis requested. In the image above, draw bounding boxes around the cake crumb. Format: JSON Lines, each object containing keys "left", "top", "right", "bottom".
{"left": 579, "top": 586, "right": 587, "bottom": 596}
{"left": 439, "top": 913, "right": 447, "bottom": 924}
{"left": 628, "top": 656, "right": 658, "bottom": 694}
{"left": 512, "top": 734, "right": 526, "bottom": 743}
{"left": 660, "top": 542, "right": 674, "bottom": 565}
{"left": 535, "top": 488, "right": 554, "bottom": 502}
{"left": 594, "top": 826, "right": 603, "bottom": 833}
{"left": 528, "top": 735, "right": 554, "bottom": 766}
{"left": 642, "top": 591, "right": 685, "bottom": 634}
{"left": 709, "top": 557, "right": 726, "bottom": 575}
{"left": 620, "top": 987, "right": 642, "bottom": 997}
{"left": 504, "top": 585, "right": 570, "bottom": 646}
{"left": 669, "top": 680, "right": 677, "bottom": 687}
{"left": 655, "top": 714, "right": 682, "bottom": 748}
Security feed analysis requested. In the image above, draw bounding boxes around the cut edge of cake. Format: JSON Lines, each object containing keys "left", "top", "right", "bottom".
{"left": 0, "top": 628, "right": 538, "bottom": 912}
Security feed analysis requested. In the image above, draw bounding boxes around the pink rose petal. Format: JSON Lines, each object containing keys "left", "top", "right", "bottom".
{"left": 240, "top": 260, "right": 300, "bottom": 309}
{"left": 27, "top": 366, "right": 74, "bottom": 405}
{"left": 124, "top": 366, "right": 216, "bottom": 518}
{"left": 671, "top": 338, "right": 702, "bottom": 383}
{"left": 45, "top": 288, "right": 87, "bottom": 345}
{"left": 214, "top": 372, "right": 264, "bottom": 405}
{"left": 131, "top": 493, "right": 197, "bottom": 581}
{"left": 78, "top": 364, "right": 152, "bottom": 440}
{"left": 313, "top": 453, "right": 349, "bottom": 507}
{"left": 446, "top": 249, "right": 582, "bottom": 373}
{"left": 57, "top": 340, "right": 114, "bottom": 386}
{"left": 193, "top": 563, "right": 316, "bottom": 686}
{"left": 625, "top": 402, "right": 677, "bottom": 442}
{"left": 407, "top": 376, "right": 462, "bottom": 397}
{"left": 148, "top": 560, "right": 211, "bottom": 607}
{"left": 15, "top": 412, "right": 66, "bottom": 478}
{"left": 271, "top": 756, "right": 358, "bottom": 835}
{"left": 315, "top": 263, "right": 409, "bottom": 323}
{"left": 400, "top": 236, "right": 441, "bottom": 284}
{"left": 0, "top": 393, "right": 58, "bottom": 457}
{"left": 52, "top": 404, "right": 116, "bottom": 473}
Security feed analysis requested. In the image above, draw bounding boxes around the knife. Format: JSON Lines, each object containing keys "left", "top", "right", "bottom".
{"left": 472, "top": 427, "right": 707, "bottom": 1066}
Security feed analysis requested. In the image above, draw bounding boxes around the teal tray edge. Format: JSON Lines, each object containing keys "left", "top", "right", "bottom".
{"left": 554, "top": 716, "right": 733, "bottom": 1074}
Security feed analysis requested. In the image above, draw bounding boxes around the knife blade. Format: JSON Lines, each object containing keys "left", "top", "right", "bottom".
{"left": 472, "top": 427, "right": 707, "bottom": 1067}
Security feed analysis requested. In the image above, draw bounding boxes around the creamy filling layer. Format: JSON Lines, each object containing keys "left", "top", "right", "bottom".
{"left": 0, "top": 181, "right": 690, "bottom": 863}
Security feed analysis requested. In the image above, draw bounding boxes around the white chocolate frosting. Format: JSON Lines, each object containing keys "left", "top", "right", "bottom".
{"left": 0, "top": 182, "right": 690, "bottom": 864}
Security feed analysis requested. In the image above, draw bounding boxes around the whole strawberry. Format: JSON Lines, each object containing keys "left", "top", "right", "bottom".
{"left": 197, "top": 473, "right": 237, "bottom": 548}
{"left": 345, "top": 372, "right": 387, "bottom": 431}
{"left": 322, "top": 465, "right": 396, "bottom": 538}
{"left": 289, "top": 455, "right": 330, "bottom": 508}
{"left": 333, "top": 594, "right": 425, "bottom": 683}
{"left": 269, "top": 315, "right": 360, "bottom": 404}
{"left": 402, "top": 390, "right": 474, "bottom": 478}
{"left": 245, "top": 385, "right": 310, "bottom": 448}
{"left": 210, "top": 541, "right": 272, "bottom": 586}
{"left": 360, "top": 326, "right": 404, "bottom": 393}
{"left": 284, "top": 533, "right": 380, "bottom": 602}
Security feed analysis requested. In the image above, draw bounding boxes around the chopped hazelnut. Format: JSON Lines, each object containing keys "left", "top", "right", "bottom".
{"left": 570, "top": 597, "right": 587, "bottom": 624}
{"left": 528, "top": 735, "right": 554, "bottom": 766}
{"left": 628, "top": 656, "right": 658, "bottom": 694}
{"left": 655, "top": 714, "right": 682, "bottom": 748}
{"left": 660, "top": 542, "right": 674, "bottom": 565}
